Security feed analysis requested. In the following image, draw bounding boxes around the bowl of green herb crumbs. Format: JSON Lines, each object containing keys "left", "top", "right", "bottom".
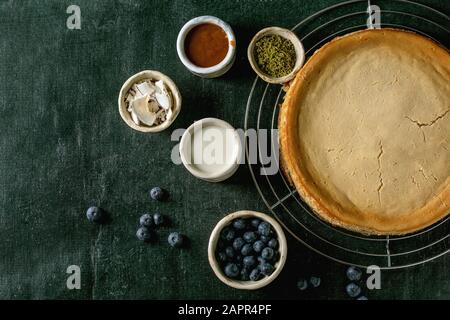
{"left": 248, "top": 27, "right": 305, "bottom": 84}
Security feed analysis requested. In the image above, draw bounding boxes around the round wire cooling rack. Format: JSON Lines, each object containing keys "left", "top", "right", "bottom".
{"left": 244, "top": 0, "right": 450, "bottom": 269}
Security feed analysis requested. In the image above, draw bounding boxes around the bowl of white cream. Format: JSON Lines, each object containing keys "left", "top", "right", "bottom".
{"left": 179, "top": 118, "right": 242, "bottom": 182}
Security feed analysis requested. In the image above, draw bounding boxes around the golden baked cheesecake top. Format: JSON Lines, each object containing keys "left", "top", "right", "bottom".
{"left": 279, "top": 29, "right": 450, "bottom": 235}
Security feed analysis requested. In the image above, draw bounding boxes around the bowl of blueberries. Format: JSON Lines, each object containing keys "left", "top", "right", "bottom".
{"left": 208, "top": 210, "right": 287, "bottom": 290}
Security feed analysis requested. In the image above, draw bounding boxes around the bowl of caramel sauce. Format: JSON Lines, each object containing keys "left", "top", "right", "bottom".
{"left": 177, "top": 16, "right": 236, "bottom": 78}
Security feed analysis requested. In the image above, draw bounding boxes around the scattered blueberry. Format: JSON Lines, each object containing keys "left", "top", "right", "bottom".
{"left": 243, "top": 231, "right": 257, "bottom": 243}
{"left": 260, "top": 263, "right": 274, "bottom": 276}
{"left": 233, "top": 219, "right": 246, "bottom": 230}
{"left": 233, "top": 237, "right": 245, "bottom": 251}
{"left": 168, "top": 232, "right": 184, "bottom": 248}
{"left": 346, "top": 283, "right": 362, "bottom": 298}
{"left": 243, "top": 256, "right": 256, "bottom": 268}
{"left": 250, "top": 218, "right": 261, "bottom": 228}
{"left": 249, "top": 268, "right": 262, "bottom": 281}
{"left": 139, "top": 213, "right": 154, "bottom": 228}
{"left": 153, "top": 213, "right": 164, "bottom": 227}
{"left": 310, "top": 276, "right": 321, "bottom": 288}
{"left": 224, "top": 263, "right": 240, "bottom": 278}
{"left": 225, "top": 246, "right": 235, "bottom": 258}
{"left": 261, "top": 247, "right": 275, "bottom": 260}
{"left": 136, "top": 227, "right": 153, "bottom": 242}
{"left": 346, "top": 266, "right": 362, "bottom": 281}
{"left": 297, "top": 278, "right": 308, "bottom": 291}
{"left": 268, "top": 238, "right": 278, "bottom": 249}
{"left": 222, "top": 228, "right": 235, "bottom": 242}
{"left": 217, "top": 252, "right": 227, "bottom": 263}
{"left": 86, "top": 206, "right": 105, "bottom": 223}
{"left": 357, "top": 296, "right": 368, "bottom": 300}
{"left": 258, "top": 222, "right": 271, "bottom": 236}
{"left": 253, "top": 240, "right": 265, "bottom": 253}
{"left": 241, "top": 244, "right": 253, "bottom": 256}
{"left": 150, "top": 187, "right": 165, "bottom": 201}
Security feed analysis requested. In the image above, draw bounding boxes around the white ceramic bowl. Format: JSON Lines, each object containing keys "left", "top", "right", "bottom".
{"left": 177, "top": 16, "right": 236, "bottom": 78}
{"left": 248, "top": 27, "right": 305, "bottom": 84}
{"left": 179, "top": 118, "right": 242, "bottom": 182}
{"left": 118, "top": 70, "right": 182, "bottom": 133}
{"left": 208, "top": 211, "right": 288, "bottom": 290}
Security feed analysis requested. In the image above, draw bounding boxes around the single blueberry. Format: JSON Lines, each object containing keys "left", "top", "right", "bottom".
{"left": 224, "top": 263, "right": 240, "bottom": 278}
{"left": 233, "top": 219, "right": 246, "bottom": 230}
{"left": 168, "top": 232, "right": 184, "bottom": 248}
{"left": 357, "top": 296, "right": 368, "bottom": 300}
{"left": 260, "top": 262, "right": 274, "bottom": 276}
{"left": 240, "top": 268, "right": 250, "bottom": 281}
{"left": 260, "top": 235, "right": 270, "bottom": 243}
{"left": 221, "top": 228, "right": 235, "bottom": 242}
{"left": 310, "top": 276, "right": 321, "bottom": 288}
{"left": 261, "top": 247, "right": 275, "bottom": 260}
{"left": 268, "top": 238, "right": 278, "bottom": 249}
{"left": 150, "top": 187, "right": 165, "bottom": 201}
{"left": 225, "top": 246, "right": 235, "bottom": 258}
{"left": 253, "top": 240, "right": 265, "bottom": 253}
{"left": 249, "top": 268, "right": 262, "bottom": 281}
{"left": 86, "top": 206, "right": 105, "bottom": 223}
{"left": 243, "top": 256, "right": 256, "bottom": 268}
{"left": 153, "top": 213, "right": 164, "bottom": 227}
{"left": 243, "top": 231, "right": 257, "bottom": 243}
{"left": 233, "top": 237, "right": 245, "bottom": 251}
{"left": 139, "top": 213, "right": 154, "bottom": 228}
{"left": 257, "top": 257, "right": 267, "bottom": 265}
{"left": 217, "top": 252, "right": 227, "bottom": 263}
{"left": 346, "top": 283, "right": 362, "bottom": 298}
{"left": 136, "top": 227, "right": 153, "bottom": 242}
{"left": 297, "top": 278, "right": 308, "bottom": 291}
{"left": 271, "top": 251, "right": 280, "bottom": 263}
{"left": 258, "top": 222, "right": 271, "bottom": 236}
{"left": 250, "top": 218, "right": 261, "bottom": 229}
{"left": 346, "top": 266, "right": 362, "bottom": 281}
{"left": 217, "top": 240, "right": 225, "bottom": 250}
{"left": 241, "top": 244, "right": 253, "bottom": 256}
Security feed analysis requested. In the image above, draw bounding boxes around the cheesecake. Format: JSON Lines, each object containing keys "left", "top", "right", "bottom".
{"left": 279, "top": 29, "right": 450, "bottom": 235}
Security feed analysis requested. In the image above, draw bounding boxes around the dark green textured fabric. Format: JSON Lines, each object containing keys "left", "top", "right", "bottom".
{"left": 0, "top": 0, "right": 448, "bottom": 299}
